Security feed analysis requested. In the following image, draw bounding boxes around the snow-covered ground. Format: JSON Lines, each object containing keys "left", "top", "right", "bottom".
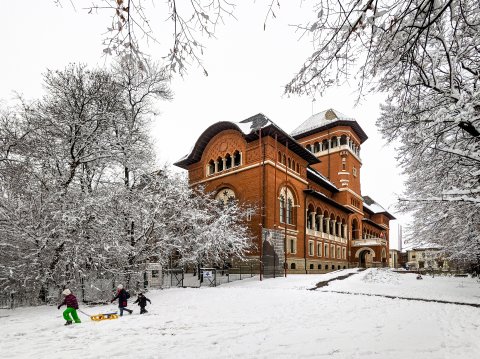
{"left": 1, "top": 268, "right": 480, "bottom": 359}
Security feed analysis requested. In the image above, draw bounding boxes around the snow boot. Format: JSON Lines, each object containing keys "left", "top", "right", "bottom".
{"left": 65, "top": 320, "right": 73, "bottom": 326}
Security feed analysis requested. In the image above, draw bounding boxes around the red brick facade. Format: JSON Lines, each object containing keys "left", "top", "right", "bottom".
{"left": 175, "top": 110, "right": 394, "bottom": 273}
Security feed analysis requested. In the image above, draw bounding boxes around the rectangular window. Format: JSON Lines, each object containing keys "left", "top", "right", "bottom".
{"left": 317, "top": 243, "right": 322, "bottom": 257}
{"left": 151, "top": 270, "right": 159, "bottom": 278}
{"left": 337, "top": 247, "right": 341, "bottom": 259}
{"left": 324, "top": 244, "right": 329, "bottom": 258}
{"left": 331, "top": 245, "right": 335, "bottom": 259}
{"left": 290, "top": 238, "right": 296, "bottom": 254}
{"left": 343, "top": 247, "right": 346, "bottom": 259}
{"left": 308, "top": 241, "right": 314, "bottom": 256}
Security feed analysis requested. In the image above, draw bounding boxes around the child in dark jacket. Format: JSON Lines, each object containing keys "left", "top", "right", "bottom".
{"left": 58, "top": 289, "right": 81, "bottom": 325}
{"left": 133, "top": 293, "right": 151, "bottom": 314}
{"left": 111, "top": 284, "right": 133, "bottom": 316}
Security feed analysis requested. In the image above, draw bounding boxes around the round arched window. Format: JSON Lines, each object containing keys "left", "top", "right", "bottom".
{"left": 215, "top": 188, "right": 236, "bottom": 204}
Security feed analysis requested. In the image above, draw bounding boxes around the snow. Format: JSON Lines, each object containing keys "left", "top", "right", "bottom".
{"left": 291, "top": 108, "right": 354, "bottom": 136}
{"left": 1, "top": 269, "right": 480, "bottom": 358}
{"left": 307, "top": 167, "right": 338, "bottom": 189}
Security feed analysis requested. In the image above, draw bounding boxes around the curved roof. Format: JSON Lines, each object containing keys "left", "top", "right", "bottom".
{"left": 291, "top": 108, "right": 368, "bottom": 143}
{"left": 174, "top": 113, "right": 320, "bottom": 169}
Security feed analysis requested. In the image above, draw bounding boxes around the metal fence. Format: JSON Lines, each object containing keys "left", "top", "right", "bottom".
{"left": 161, "top": 265, "right": 255, "bottom": 288}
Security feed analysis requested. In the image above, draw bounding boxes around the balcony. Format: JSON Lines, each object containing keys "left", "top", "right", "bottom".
{"left": 351, "top": 238, "right": 387, "bottom": 247}
{"left": 306, "top": 228, "right": 347, "bottom": 242}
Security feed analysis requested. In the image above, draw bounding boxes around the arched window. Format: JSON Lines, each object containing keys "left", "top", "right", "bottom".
{"left": 306, "top": 144, "right": 312, "bottom": 152}
{"left": 278, "top": 151, "right": 282, "bottom": 162}
{"left": 352, "top": 218, "right": 359, "bottom": 239}
{"left": 208, "top": 159, "right": 215, "bottom": 175}
{"left": 313, "top": 142, "right": 320, "bottom": 152}
{"left": 331, "top": 136, "right": 338, "bottom": 148}
{"left": 340, "top": 135, "right": 347, "bottom": 145}
{"left": 282, "top": 154, "right": 286, "bottom": 165}
{"left": 318, "top": 264, "right": 322, "bottom": 270}
{"left": 233, "top": 150, "right": 241, "bottom": 166}
{"left": 225, "top": 153, "right": 232, "bottom": 169}
{"left": 291, "top": 263, "right": 296, "bottom": 269}
{"left": 280, "top": 187, "right": 296, "bottom": 225}
{"left": 279, "top": 195, "right": 285, "bottom": 223}
{"left": 309, "top": 263, "right": 314, "bottom": 270}
{"left": 325, "top": 265, "right": 329, "bottom": 270}
{"left": 288, "top": 158, "right": 292, "bottom": 169}
{"left": 286, "top": 198, "right": 293, "bottom": 224}
{"left": 322, "top": 139, "right": 329, "bottom": 151}
{"left": 296, "top": 164, "right": 299, "bottom": 173}
{"left": 214, "top": 188, "right": 236, "bottom": 204}
{"left": 217, "top": 156, "right": 224, "bottom": 172}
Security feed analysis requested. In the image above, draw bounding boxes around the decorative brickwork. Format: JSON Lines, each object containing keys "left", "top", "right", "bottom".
{"left": 175, "top": 111, "right": 394, "bottom": 273}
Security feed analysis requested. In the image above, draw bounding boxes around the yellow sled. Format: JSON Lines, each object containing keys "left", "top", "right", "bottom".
{"left": 90, "top": 312, "right": 119, "bottom": 321}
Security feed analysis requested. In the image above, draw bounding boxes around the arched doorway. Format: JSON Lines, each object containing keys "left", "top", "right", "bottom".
{"left": 356, "top": 248, "right": 374, "bottom": 268}
{"left": 359, "top": 250, "right": 368, "bottom": 268}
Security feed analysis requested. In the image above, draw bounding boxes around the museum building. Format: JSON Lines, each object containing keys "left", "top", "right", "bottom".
{"left": 174, "top": 109, "right": 395, "bottom": 274}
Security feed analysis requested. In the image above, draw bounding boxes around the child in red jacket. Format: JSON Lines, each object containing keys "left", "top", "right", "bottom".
{"left": 58, "top": 289, "right": 81, "bottom": 325}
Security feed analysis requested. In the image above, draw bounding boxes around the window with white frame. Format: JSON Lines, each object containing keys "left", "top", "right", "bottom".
{"left": 279, "top": 195, "right": 285, "bottom": 223}
{"left": 308, "top": 240, "right": 314, "bottom": 256}
{"left": 324, "top": 243, "right": 329, "bottom": 258}
{"left": 342, "top": 247, "right": 346, "bottom": 259}
{"left": 331, "top": 244, "right": 335, "bottom": 259}
{"left": 279, "top": 187, "right": 296, "bottom": 225}
{"left": 289, "top": 238, "right": 297, "bottom": 254}
{"left": 317, "top": 243, "right": 322, "bottom": 257}
{"left": 337, "top": 247, "right": 341, "bottom": 259}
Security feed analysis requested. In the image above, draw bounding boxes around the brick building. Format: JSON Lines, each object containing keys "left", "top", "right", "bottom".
{"left": 174, "top": 109, "right": 394, "bottom": 274}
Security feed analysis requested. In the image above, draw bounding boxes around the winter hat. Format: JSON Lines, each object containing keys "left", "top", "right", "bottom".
{"left": 117, "top": 284, "right": 124, "bottom": 290}
{"left": 62, "top": 289, "right": 71, "bottom": 296}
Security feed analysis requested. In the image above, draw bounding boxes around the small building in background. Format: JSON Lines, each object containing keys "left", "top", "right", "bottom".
{"left": 406, "top": 248, "right": 449, "bottom": 270}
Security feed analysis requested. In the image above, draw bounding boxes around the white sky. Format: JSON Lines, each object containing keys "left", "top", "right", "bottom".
{"left": 1, "top": 1, "right": 409, "bottom": 249}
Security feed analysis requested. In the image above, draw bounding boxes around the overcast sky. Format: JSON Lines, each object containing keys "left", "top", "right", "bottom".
{"left": 1, "top": 1, "right": 408, "bottom": 249}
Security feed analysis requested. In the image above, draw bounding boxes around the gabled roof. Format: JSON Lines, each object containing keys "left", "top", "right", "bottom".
{"left": 363, "top": 195, "right": 396, "bottom": 220}
{"left": 291, "top": 108, "right": 368, "bottom": 143}
{"left": 174, "top": 113, "right": 320, "bottom": 169}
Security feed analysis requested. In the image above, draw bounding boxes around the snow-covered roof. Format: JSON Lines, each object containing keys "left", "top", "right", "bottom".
{"left": 291, "top": 109, "right": 354, "bottom": 136}
{"left": 174, "top": 113, "right": 319, "bottom": 169}
{"left": 306, "top": 168, "right": 338, "bottom": 192}
{"left": 363, "top": 195, "right": 396, "bottom": 219}
{"left": 291, "top": 108, "right": 368, "bottom": 143}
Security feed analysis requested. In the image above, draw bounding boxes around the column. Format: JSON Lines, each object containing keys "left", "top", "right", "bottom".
{"left": 325, "top": 218, "right": 330, "bottom": 234}
{"left": 310, "top": 212, "right": 316, "bottom": 231}
{"left": 317, "top": 215, "right": 324, "bottom": 232}
{"left": 342, "top": 224, "right": 347, "bottom": 239}
{"left": 214, "top": 161, "right": 219, "bottom": 172}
